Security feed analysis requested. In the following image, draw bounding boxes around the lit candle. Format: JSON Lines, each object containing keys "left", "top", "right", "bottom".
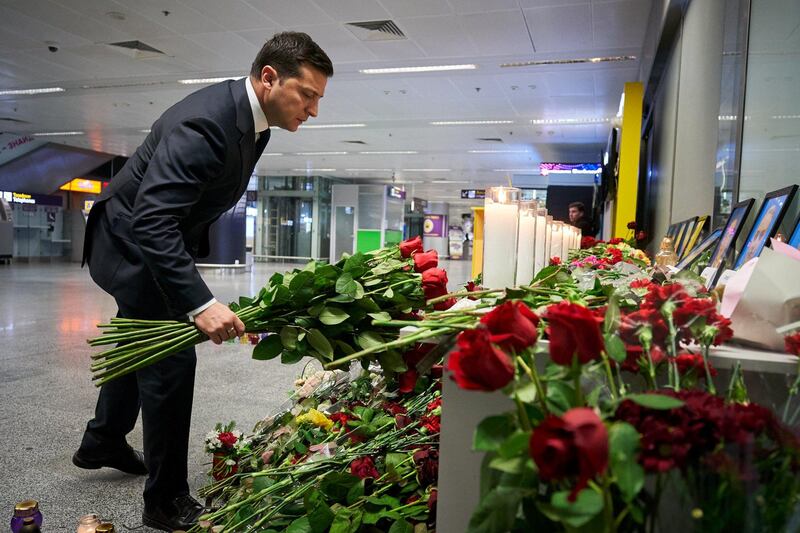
{"left": 533, "top": 206, "right": 548, "bottom": 275}
{"left": 544, "top": 215, "right": 553, "bottom": 264}
{"left": 552, "top": 221, "right": 564, "bottom": 261}
{"left": 482, "top": 187, "right": 520, "bottom": 288}
{"left": 516, "top": 202, "right": 537, "bottom": 286}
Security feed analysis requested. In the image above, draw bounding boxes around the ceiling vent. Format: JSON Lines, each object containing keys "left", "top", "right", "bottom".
{"left": 345, "top": 20, "right": 406, "bottom": 41}
{"left": 342, "top": 140, "right": 368, "bottom": 145}
{"left": 106, "top": 40, "right": 166, "bottom": 59}
{"left": 477, "top": 137, "right": 504, "bottom": 143}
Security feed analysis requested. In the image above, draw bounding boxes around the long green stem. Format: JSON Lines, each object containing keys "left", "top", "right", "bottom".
{"left": 518, "top": 353, "right": 548, "bottom": 414}
{"left": 701, "top": 344, "right": 716, "bottom": 395}
{"left": 324, "top": 328, "right": 446, "bottom": 369}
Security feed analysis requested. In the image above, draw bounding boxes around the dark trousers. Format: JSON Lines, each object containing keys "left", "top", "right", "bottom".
{"left": 80, "top": 298, "right": 197, "bottom": 508}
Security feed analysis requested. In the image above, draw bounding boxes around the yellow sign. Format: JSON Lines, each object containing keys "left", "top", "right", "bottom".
{"left": 60, "top": 178, "right": 101, "bottom": 194}
{"left": 84, "top": 200, "right": 95, "bottom": 212}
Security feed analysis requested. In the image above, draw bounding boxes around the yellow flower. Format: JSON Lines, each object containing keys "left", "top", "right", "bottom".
{"left": 632, "top": 249, "right": 651, "bottom": 265}
{"left": 295, "top": 409, "right": 333, "bottom": 431}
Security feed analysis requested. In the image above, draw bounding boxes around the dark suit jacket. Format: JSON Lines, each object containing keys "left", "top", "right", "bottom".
{"left": 83, "top": 78, "right": 269, "bottom": 315}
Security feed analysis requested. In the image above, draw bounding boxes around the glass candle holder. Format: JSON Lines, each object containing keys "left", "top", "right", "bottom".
{"left": 533, "top": 206, "right": 548, "bottom": 275}
{"left": 482, "top": 187, "right": 520, "bottom": 288}
{"left": 77, "top": 514, "right": 102, "bottom": 533}
{"left": 516, "top": 201, "right": 537, "bottom": 286}
{"left": 11, "top": 501, "right": 42, "bottom": 533}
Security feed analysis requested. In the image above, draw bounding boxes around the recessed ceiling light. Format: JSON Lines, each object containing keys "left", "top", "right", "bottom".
{"left": 359, "top": 150, "right": 418, "bottom": 155}
{"left": 296, "top": 151, "right": 348, "bottom": 155}
{"left": 360, "top": 64, "right": 476, "bottom": 74}
{"left": 345, "top": 168, "right": 393, "bottom": 171}
{"left": 260, "top": 153, "right": 284, "bottom": 156}
{"left": 0, "top": 87, "right": 65, "bottom": 96}
{"left": 140, "top": 129, "right": 151, "bottom": 133}
{"left": 32, "top": 131, "right": 84, "bottom": 136}
{"left": 530, "top": 117, "right": 610, "bottom": 125}
{"left": 177, "top": 76, "right": 244, "bottom": 85}
{"left": 431, "top": 120, "right": 513, "bottom": 126}
{"left": 301, "top": 123, "right": 366, "bottom": 129}
{"left": 291, "top": 168, "right": 336, "bottom": 172}
{"left": 771, "top": 114, "right": 800, "bottom": 119}
{"left": 500, "top": 56, "right": 636, "bottom": 68}
{"left": 493, "top": 168, "right": 537, "bottom": 172}
{"left": 467, "top": 149, "right": 530, "bottom": 154}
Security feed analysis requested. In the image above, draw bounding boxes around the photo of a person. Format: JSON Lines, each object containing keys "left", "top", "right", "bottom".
{"left": 790, "top": 221, "right": 800, "bottom": 249}
{"left": 709, "top": 213, "right": 743, "bottom": 269}
{"left": 737, "top": 201, "right": 781, "bottom": 267}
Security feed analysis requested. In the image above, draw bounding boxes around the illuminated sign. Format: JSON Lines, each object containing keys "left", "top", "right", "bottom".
{"left": 7, "top": 192, "right": 63, "bottom": 207}
{"left": 84, "top": 200, "right": 95, "bottom": 212}
{"left": 12, "top": 192, "right": 35, "bottom": 204}
{"left": 460, "top": 189, "right": 486, "bottom": 199}
{"left": 60, "top": 178, "right": 102, "bottom": 194}
{"left": 539, "top": 162, "right": 601, "bottom": 175}
{"left": 387, "top": 186, "right": 406, "bottom": 200}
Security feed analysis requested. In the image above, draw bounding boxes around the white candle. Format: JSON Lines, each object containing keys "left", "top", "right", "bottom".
{"left": 534, "top": 207, "right": 548, "bottom": 275}
{"left": 552, "top": 221, "right": 564, "bottom": 261}
{"left": 562, "top": 225, "right": 572, "bottom": 260}
{"left": 483, "top": 187, "right": 520, "bottom": 288}
{"left": 544, "top": 215, "right": 553, "bottom": 264}
{"left": 516, "top": 202, "right": 537, "bottom": 286}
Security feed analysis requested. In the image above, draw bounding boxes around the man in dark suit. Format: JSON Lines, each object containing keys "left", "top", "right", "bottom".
{"left": 568, "top": 201, "right": 595, "bottom": 236}
{"left": 72, "top": 32, "right": 333, "bottom": 531}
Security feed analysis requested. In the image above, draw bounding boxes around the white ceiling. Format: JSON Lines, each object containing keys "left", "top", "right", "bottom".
{"left": 0, "top": 0, "right": 652, "bottom": 201}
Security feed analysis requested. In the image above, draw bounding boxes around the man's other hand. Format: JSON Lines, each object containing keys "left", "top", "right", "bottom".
{"left": 194, "top": 302, "right": 245, "bottom": 344}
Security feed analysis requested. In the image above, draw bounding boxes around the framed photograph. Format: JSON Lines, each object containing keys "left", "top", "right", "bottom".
{"left": 677, "top": 228, "right": 723, "bottom": 270}
{"left": 733, "top": 185, "right": 798, "bottom": 269}
{"left": 666, "top": 223, "right": 678, "bottom": 239}
{"left": 707, "top": 198, "right": 755, "bottom": 273}
{"left": 671, "top": 220, "right": 690, "bottom": 257}
{"left": 675, "top": 217, "right": 698, "bottom": 259}
{"left": 789, "top": 214, "right": 800, "bottom": 250}
{"left": 680, "top": 215, "right": 709, "bottom": 259}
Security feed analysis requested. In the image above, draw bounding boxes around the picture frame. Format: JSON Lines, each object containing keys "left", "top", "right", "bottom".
{"left": 674, "top": 217, "right": 698, "bottom": 259}
{"left": 733, "top": 185, "right": 798, "bottom": 269}
{"left": 789, "top": 213, "right": 800, "bottom": 250}
{"left": 680, "top": 215, "right": 709, "bottom": 260}
{"left": 706, "top": 198, "right": 755, "bottom": 275}
{"left": 676, "top": 228, "right": 723, "bottom": 270}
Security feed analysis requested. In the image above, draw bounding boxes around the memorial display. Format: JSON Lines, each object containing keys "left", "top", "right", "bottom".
{"left": 706, "top": 199, "right": 755, "bottom": 282}
{"left": 733, "top": 185, "right": 798, "bottom": 269}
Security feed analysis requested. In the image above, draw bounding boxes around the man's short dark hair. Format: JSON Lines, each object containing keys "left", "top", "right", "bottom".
{"left": 251, "top": 32, "right": 334, "bottom": 80}
{"left": 568, "top": 202, "right": 586, "bottom": 213}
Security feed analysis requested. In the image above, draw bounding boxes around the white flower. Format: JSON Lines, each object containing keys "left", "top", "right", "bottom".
{"left": 225, "top": 459, "right": 236, "bottom": 466}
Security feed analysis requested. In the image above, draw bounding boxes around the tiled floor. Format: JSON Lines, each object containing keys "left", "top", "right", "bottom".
{"left": 0, "top": 258, "right": 472, "bottom": 531}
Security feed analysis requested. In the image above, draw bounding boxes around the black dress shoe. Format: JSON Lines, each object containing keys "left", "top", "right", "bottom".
{"left": 143, "top": 494, "right": 206, "bottom": 532}
{"left": 72, "top": 445, "right": 148, "bottom": 476}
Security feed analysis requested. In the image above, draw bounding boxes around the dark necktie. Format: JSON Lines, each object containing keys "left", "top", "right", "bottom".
{"left": 255, "top": 128, "right": 271, "bottom": 159}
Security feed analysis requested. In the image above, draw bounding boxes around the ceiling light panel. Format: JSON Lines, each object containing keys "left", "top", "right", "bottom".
{"left": 430, "top": 120, "right": 513, "bottom": 126}
{"left": 359, "top": 151, "right": 419, "bottom": 155}
{"left": 500, "top": 56, "right": 636, "bottom": 68}
{"left": 177, "top": 77, "right": 244, "bottom": 84}
{"left": 296, "top": 151, "right": 348, "bottom": 155}
{"left": 301, "top": 123, "right": 366, "bottom": 129}
{"left": 360, "top": 64, "right": 476, "bottom": 74}
{"left": 32, "top": 131, "right": 84, "bottom": 136}
{"left": 0, "top": 87, "right": 65, "bottom": 96}
{"left": 529, "top": 117, "right": 610, "bottom": 125}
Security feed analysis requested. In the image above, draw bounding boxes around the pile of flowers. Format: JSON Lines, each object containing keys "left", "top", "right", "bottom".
{"left": 572, "top": 238, "right": 651, "bottom": 269}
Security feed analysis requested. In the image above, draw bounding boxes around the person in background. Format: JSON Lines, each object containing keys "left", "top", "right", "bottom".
{"left": 73, "top": 32, "right": 333, "bottom": 531}
{"left": 568, "top": 202, "right": 594, "bottom": 236}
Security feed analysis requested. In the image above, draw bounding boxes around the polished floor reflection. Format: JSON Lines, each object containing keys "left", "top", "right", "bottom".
{"left": 0, "top": 258, "right": 472, "bottom": 530}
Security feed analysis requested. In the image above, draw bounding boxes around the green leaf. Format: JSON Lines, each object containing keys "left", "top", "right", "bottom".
{"left": 388, "top": 519, "right": 414, "bottom": 533}
{"left": 281, "top": 350, "right": 305, "bottom": 365}
{"left": 467, "top": 486, "right": 522, "bottom": 533}
{"left": 384, "top": 452, "right": 409, "bottom": 480}
{"left": 286, "top": 516, "right": 312, "bottom": 533}
{"left": 604, "top": 334, "right": 627, "bottom": 363}
{"left": 498, "top": 431, "right": 532, "bottom": 459}
{"left": 626, "top": 393, "right": 685, "bottom": 410}
{"left": 329, "top": 507, "right": 363, "bottom": 533}
{"left": 546, "top": 489, "right": 604, "bottom": 528}
{"left": 378, "top": 350, "right": 407, "bottom": 373}
{"left": 604, "top": 294, "right": 621, "bottom": 334}
{"left": 307, "top": 328, "right": 334, "bottom": 360}
{"left": 473, "top": 414, "right": 515, "bottom": 452}
{"left": 368, "top": 311, "right": 392, "bottom": 322}
{"left": 328, "top": 293, "right": 355, "bottom": 304}
{"left": 280, "top": 326, "right": 299, "bottom": 350}
{"left": 302, "top": 260, "right": 317, "bottom": 273}
{"left": 343, "top": 253, "right": 367, "bottom": 275}
{"left": 336, "top": 272, "right": 355, "bottom": 294}
{"left": 514, "top": 380, "right": 538, "bottom": 404}
{"left": 608, "top": 422, "right": 644, "bottom": 502}
{"left": 346, "top": 479, "right": 365, "bottom": 505}
{"left": 334, "top": 340, "right": 356, "bottom": 356}
{"left": 238, "top": 296, "right": 254, "bottom": 308}
{"left": 289, "top": 270, "right": 314, "bottom": 291}
{"left": 383, "top": 287, "right": 394, "bottom": 298}
{"left": 271, "top": 284, "right": 291, "bottom": 305}
{"left": 252, "top": 476, "right": 275, "bottom": 492}
{"left": 319, "top": 306, "right": 350, "bottom": 325}
{"left": 252, "top": 335, "right": 283, "bottom": 360}
{"left": 488, "top": 455, "right": 528, "bottom": 474}
{"left": 304, "top": 489, "right": 334, "bottom": 533}
{"left": 356, "top": 331, "right": 385, "bottom": 351}
{"left": 545, "top": 381, "right": 574, "bottom": 414}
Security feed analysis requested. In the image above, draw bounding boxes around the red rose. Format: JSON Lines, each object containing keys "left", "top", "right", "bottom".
{"left": 549, "top": 257, "right": 562, "bottom": 266}
{"left": 619, "top": 344, "right": 666, "bottom": 373}
{"left": 413, "top": 448, "right": 439, "bottom": 486}
{"left": 580, "top": 236, "right": 598, "bottom": 249}
{"left": 609, "top": 237, "right": 624, "bottom": 245}
{"left": 420, "top": 414, "right": 441, "bottom": 434}
{"left": 398, "top": 343, "right": 434, "bottom": 393}
{"left": 422, "top": 268, "right": 449, "bottom": 307}
{"left": 675, "top": 353, "right": 716, "bottom": 377}
{"left": 636, "top": 230, "right": 647, "bottom": 241}
{"left": 398, "top": 369, "right": 419, "bottom": 393}
{"left": 480, "top": 301, "right": 540, "bottom": 353}
{"left": 627, "top": 221, "right": 637, "bottom": 230}
{"left": 382, "top": 401, "right": 407, "bottom": 416}
{"left": 413, "top": 249, "right": 439, "bottom": 273}
{"left": 529, "top": 407, "right": 609, "bottom": 501}
{"left": 428, "top": 489, "right": 438, "bottom": 512}
{"left": 446, "top": 329, "right": 515, "bottom": 391}
{"left": 399, "top": 235, "right": 423, "bottom": 258}
{"left": 329, "top": 412, "right": 354, "bottom": 429}
{"left": 217, "top": 431, "right": 238, "bottom": 448}
{"left": 545, "top": 302, "right": 605, "bottom": 366}
{"left": 350, "top": 456, "right": 380, "bottom": 479}
{"left": 395, "top": 414, "right": 412, "bottom": 429}
{"left": 786, "top": 332, "right": 800, "bottom": 356}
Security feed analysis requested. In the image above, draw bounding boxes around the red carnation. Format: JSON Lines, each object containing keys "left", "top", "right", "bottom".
{"left": 413, "top": 249, "right": 439, "bottom": 273}
{"left": 636, "top": 230, "right": 647, "bottom": 241}
{"left": 675, "top": 353, "right": 716, "bottom": 377}
{"left": 581, "top": 236, "right": 598, "bottom": 249}
{"left": 480, "top": 301, "right": 540, "bottom": 353}
{"left": 413, "top": 448, "right": 439, "bottom": 486}
{"left": 630, "top": 278, "right": 652, "bottom": 290}
{"left": 619, "top": 308, "right": 669, "bottom": 348}
{"left": 399, "top": 235, "right": 423, "bottom": 258}
{"left": 786, "top": 332, "right": 800, "bottom": 356}
{"left": 427, "top": 397, "right": 442, "bottom": 412}
{"left": 382, "top": 401, "right": 407, "bottom": 416}
{"left": 446, "top": 329, "right": 515, "bottom": 391}
{"left": 642, "top": 283, "right": 690, "bottom": 310}
{"left": 619, "top": 344, "right": 666, "bottom": 373}
{"left": 529, "top": 407, "right": 608, "bottom": 501}
{"left": 329, "top": 412, "right": 354, "bottom": 428}
{"left": 609, "top": 237, "right": 624, "bottom": 245}
{"left": 217, "top": 431, "right": 238, "bottom": 448}
{"left": 420, "top": 415, "right": 441, "bottom": 434}
{"left": 545, "top": 302, "right": 605, "bottom": 366}
{"left": 350, "top": 456, "right": 380, "bottom": 479}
